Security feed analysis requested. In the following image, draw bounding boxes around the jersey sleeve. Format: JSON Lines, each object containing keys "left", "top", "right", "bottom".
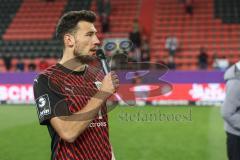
{"left": 33, "top": 74, "right": 70, "bottom": 125}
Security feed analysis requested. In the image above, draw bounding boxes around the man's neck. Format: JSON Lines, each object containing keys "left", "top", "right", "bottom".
{"left": 59, "top": 51, "right": 86, "bottom": 72}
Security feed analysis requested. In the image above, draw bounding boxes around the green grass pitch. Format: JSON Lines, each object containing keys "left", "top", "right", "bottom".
{"left": 0, "top": 105, "right": 227, "bottom": 160}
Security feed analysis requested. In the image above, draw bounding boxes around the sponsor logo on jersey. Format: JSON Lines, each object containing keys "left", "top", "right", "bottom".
{"left": 89, "top": 121, "right": 107, "bottom": 128}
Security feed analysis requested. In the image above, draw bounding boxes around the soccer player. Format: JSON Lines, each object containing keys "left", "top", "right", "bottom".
{"left": 33, "top": 10, "right": 119, "bottom": 160}
{"left": 222, "top": 61, "right": 240, "bottom": 160}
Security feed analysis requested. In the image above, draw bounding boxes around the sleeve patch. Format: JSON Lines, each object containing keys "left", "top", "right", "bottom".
{"left": 36, "top": 94, "right": 51, "bottom": 120}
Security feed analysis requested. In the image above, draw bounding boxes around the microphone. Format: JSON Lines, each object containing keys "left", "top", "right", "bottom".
{"left": 96, "top": 49, "right": 123, "bottom": 102}
{"left": 96, "top": 49, "right": 110, "bottom": 74}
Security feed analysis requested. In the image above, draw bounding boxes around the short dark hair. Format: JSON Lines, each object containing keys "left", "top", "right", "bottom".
{"left": 56, "top": 10, "right": 96, "bottom": 43}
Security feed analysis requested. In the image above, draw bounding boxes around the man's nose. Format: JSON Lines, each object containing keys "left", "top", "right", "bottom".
{"left": 94, "top": 35, "right": 100, "bottom": 46}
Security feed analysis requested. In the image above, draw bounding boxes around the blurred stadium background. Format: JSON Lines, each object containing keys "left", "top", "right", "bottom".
{"left": 0, "top": 0, "right": 239, "bottom": 159}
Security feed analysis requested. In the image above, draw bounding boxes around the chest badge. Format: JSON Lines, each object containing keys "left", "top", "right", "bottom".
{"left": 94, "top": 81, "right": 102, "bottom": 90}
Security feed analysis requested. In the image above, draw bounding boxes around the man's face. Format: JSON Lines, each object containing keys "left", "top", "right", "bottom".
{"left": 72, "top": 21, "right": 100, "bottom": 60}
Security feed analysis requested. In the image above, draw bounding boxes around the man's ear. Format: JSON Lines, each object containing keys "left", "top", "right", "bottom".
{"left": 63, "top": 34, "right": 75, "bottom": 48}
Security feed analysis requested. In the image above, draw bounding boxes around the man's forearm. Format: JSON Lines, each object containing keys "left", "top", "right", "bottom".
{"left": 72, "top": 91, "right": 110, "bottom": 121}
{"left": 50, "top": 91, "right": 109, "bottom": 142}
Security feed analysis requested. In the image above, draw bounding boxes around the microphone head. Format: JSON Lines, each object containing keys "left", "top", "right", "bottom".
{"left": 96, "top": 49, "right": 106, "bottom": 60}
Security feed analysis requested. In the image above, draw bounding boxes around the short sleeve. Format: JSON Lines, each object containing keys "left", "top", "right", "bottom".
{"left": 33, "top": 74, "right": 70, "bottom": 125}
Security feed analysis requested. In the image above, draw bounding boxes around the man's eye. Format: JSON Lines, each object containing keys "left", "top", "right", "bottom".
{"left": 87, "top": 34, "right": 93, "bottom": 37}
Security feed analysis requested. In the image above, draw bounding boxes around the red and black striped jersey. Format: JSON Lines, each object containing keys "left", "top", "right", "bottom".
{"left": 33, "top": 63, "right": 112, "bottom": 160}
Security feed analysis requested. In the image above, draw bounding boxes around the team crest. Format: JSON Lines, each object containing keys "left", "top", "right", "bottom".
{"left": 94, "top": 81, "right": 102, "bottom": 90}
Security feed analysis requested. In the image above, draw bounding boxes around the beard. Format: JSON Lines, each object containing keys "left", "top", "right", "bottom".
{"left": 73, "top": 46, "right": 97, "bottom": 64}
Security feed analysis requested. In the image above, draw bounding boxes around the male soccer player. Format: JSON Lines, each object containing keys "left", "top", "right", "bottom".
{"left": 33, "top": 10, "right": 119, "bottom": 160}
{"left": 222, "top": 61, "right": 240, "bottom": 160}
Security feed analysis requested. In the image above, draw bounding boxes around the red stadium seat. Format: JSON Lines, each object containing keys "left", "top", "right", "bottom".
{"left": 3, "top": 0, "right": 66, "bottom": 40}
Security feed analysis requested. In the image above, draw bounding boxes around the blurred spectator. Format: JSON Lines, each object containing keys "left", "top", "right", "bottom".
{"left": 129, "top": 19, "right": 142, "bottom": 49}
{"left": 221, "top": 61, "right": 240, "bottom": 160}
{"left": 127, "top": 50, "right": 135, "bottom": 62}
{"left": 97, "top": 0, "right": 111, "bottom": 33}
{"left": 198, "top": 47, "right": 208, "bottom": 69}
{"left": 28, "top": 59, "right": 37, "bottom": 71}
{"left": 2, "top": 53, "right": 12, "bottom": 71}
{"left": 141, "top": 36, "right": 150, "bottom": 62}
{"left": 165, "top": 35, "right": 179, "bottom": 57}
{"left": 166, "top": 56, "right": 176, "bottom": 70}
{"left": 97, "top": 0, "right": 111, "bottom": 16}
{"left": 39, "top": 58, "right": 49, "bottom": 71}
{"left": 184, "top": 0, "right": 194, "bottom": 15}
{"left": 15, "top": 58, "right": 25, "bottom": 72}
{"left": 129, "top": 19, "right": 142, "bottom": 62}
{"left": 100, "top": 13, "right": 110, "bottom": 33}
{"left": 213, "top": 53, "right": 229, "bottom": 70}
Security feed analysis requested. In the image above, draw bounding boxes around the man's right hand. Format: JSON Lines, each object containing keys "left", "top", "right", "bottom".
{"left": 100, "top": 71, "right": 119, "bottom": 98}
